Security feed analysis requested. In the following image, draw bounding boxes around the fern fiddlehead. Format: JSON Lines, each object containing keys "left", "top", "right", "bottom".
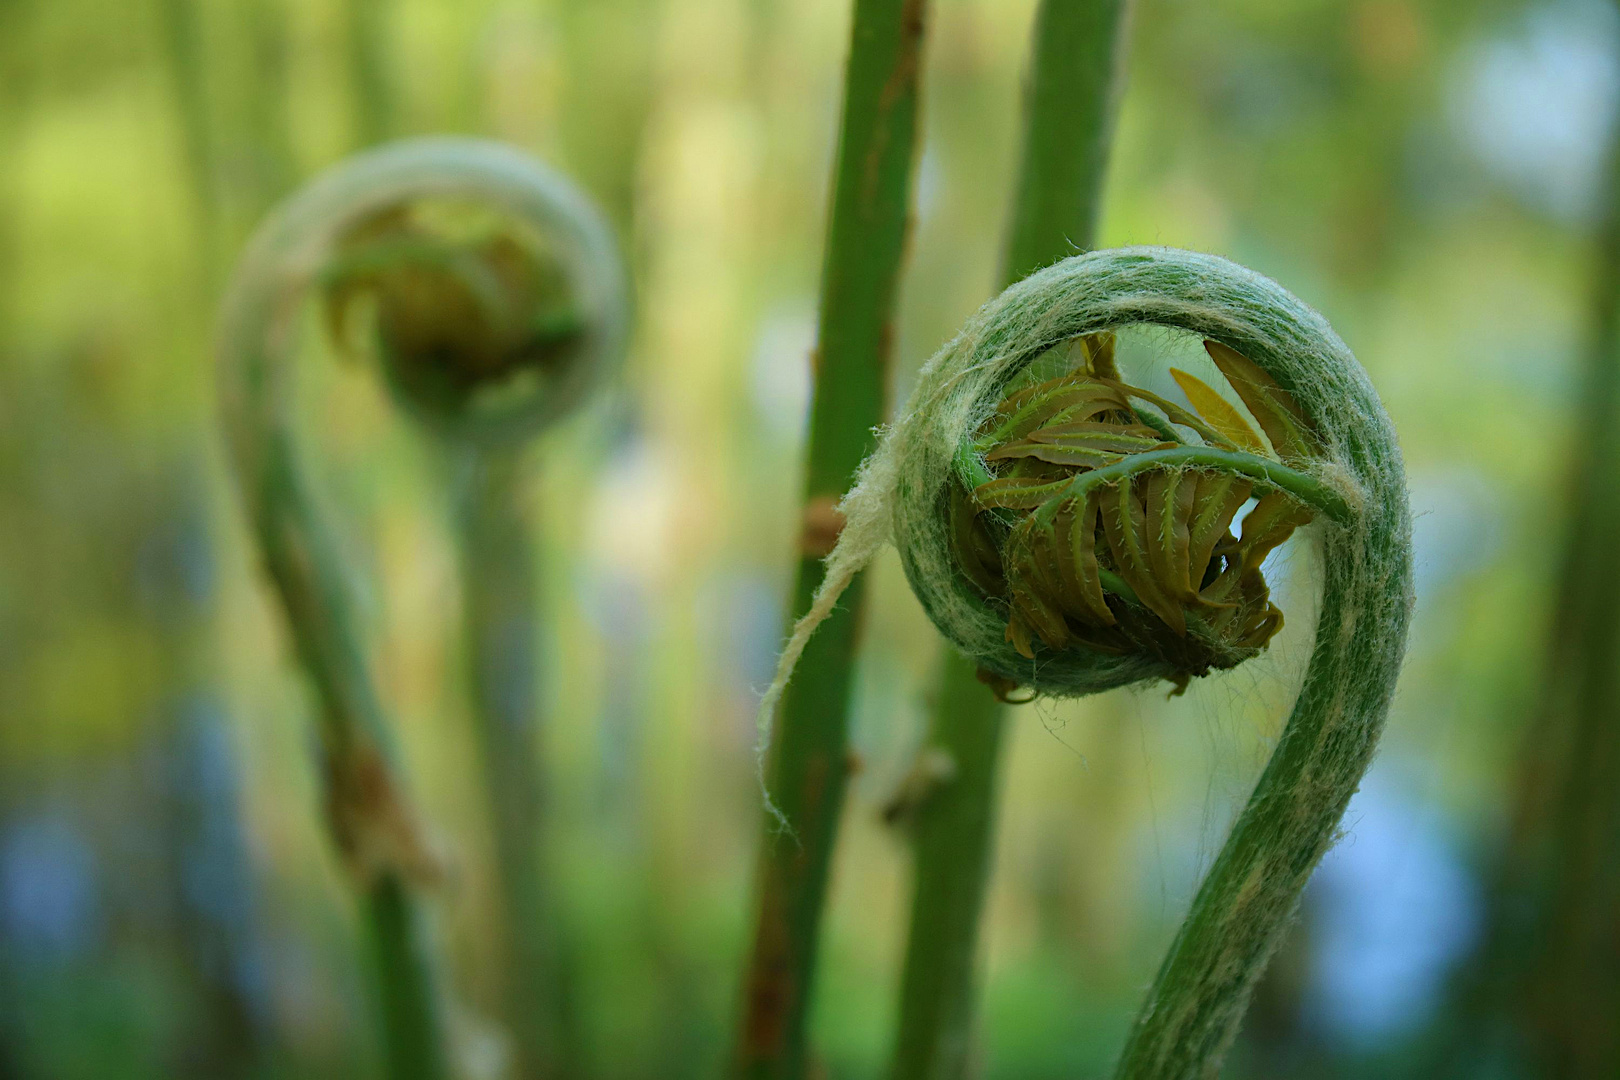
{"left": 758, "top": 246, "right": 1412, "bottom": 1079}
{"left": 217, "top": 136, "right": 626, "bottom": 1080}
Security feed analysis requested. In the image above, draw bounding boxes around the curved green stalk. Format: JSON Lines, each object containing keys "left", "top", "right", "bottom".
{"left": 890, "top": 3, "right": 1129, "bottom": 1076}
{"left": 217, "top": 138, "right": 626, "bottom": 1080}
{"left": 1087, "top": 264, "right": 1411, "bottom": 1077}
{"left": 732, "top": 1, "right": 929, "bottom": 1076}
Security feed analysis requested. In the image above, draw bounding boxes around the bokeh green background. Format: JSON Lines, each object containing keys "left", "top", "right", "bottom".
{"left": 0, "top": 0, "right": 1610, "bottom": 1076}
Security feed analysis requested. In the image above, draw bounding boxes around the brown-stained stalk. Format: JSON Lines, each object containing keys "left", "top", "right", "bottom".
{"left": 731, "top": 1, "right": 929, "bottom": 1076}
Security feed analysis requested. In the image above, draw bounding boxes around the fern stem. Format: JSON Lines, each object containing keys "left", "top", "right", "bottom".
{"left": 452, "top": 445, "right": 583, "bottom": 1079}
{"left": 347, "top": 0, "right": 396, "bottom": 145}
{"left": 364, "top": 873, "right": 454, "bottom": 1080}
{"left": 1090, "top": 260, "right": 1412, "bottom": 1078}
{"left": 731, "top": 1, "right": 929, "bottom": 1076}
{"left": 889, "top": 657, "right": 1010, "bottom": 1080}
{"left": 1468, "top": 58, "right": 1620, "bottom": 1077}
{"left": 240, "top": 390, "right": 454, "bottom": 1080}
{"left": 155, "top": 0, "right": 220, "bottom": 266}
{"left": 889, "top": 3, "right": 1129, "bottom": 1076}
{"left": 1002, "top": 0, "right": 1131, "bottom": 280}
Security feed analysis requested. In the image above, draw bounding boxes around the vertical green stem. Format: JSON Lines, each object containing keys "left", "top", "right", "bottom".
{"left": 1473, "top": 54, "right": 1620, "bottom": 1077}
{"left": 1000, "top": 0, "right": 1131, "bottom": 280}
{"left": 732, "top": 1, "right": 929, "bottom": 1076}
{"left": 889, "top": 3, "right": 1129, "bottom": 1076}
{"left": 347, "top": 0, "right": 396, "bottom": 145}
{"left": 888, "top": 658, "right": 1008, "bottom": 1080}
{"left": 453, "top": 445, "right": 581, "bottom": 1080}
{"left": 0, "top": 0, "right": 28, "bottom": 343}
{"left": 365, "top": 873, "right": 454, "bottom": 1080}
{"left": 156, "top": 0, "right": 220, "bottom": 266}
{"left": 242, "top": 0, "right": 298, "bottom": 205}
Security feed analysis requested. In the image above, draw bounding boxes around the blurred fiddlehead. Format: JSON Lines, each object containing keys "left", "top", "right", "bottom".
{"left": 218, "top": 137, "right": 627, "bottom": 1080}
{"left": 758, "top": 247, "right": 1411, "bottom": 1079}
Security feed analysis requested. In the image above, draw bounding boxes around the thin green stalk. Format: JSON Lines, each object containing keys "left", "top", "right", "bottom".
{"left": 249, "top": 417, "right": 454, "bottom": 1080}
{"left": 0, "top": 1, "right": 27, "bottom": 343}
{"left": 452, "top": 445, "right": 582, "bottom": 1080}
{"left": 732, "top": 1, "right": 929, "bottom": 1076}
{"left": 888, "top": 656, "right": 1008, "bottom": 1080}
{"left": 156, "top": 0, "right": 220, "bottom": 268}
{"left": 889, "top": 3, "right": 1129, "bottom": 1076}
{"left": 242, "top": 0, "right": 298, "bottom": 207}
{"left": 1001, "top": 0, "right": 1131, "bottom": 283}
{"left": 1456, "top": 54, "right": 1620, "bottom": 1078}
{"left": 365, "top": 872, "right": 454, "bottom": 1080}
{"left": 347, "top": 0, "right": 396, "bottom": 145}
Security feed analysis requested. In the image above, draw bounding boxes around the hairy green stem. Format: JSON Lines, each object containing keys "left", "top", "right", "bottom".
{"left": 889, "top": 3, "right": 1129, "bottom": 1076}
{"left": 1091, "top": 261, "right": 1411, "bottom": 1079}
{"left": 732, "top": 1, "right": 929, "bottom": 1076}
{"left": 452, "top": 446, "right": 582, "bottom": 1080}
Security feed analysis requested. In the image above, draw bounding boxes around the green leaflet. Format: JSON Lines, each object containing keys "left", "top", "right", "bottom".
{"left": 1005, "top": 522, "right": 1069, "bottom": 656}
{"left": 986, "top": 382, "right": 1132, "bottom": 446}
{"left": 1101, "top": 480, "right": 1186, "bottom": 636}
{"left": 1142, "top": 470, "right": 1196, "bottom": 603}
{"left": 1169, "top": 367, "right": 1266, "bottom": 454}
{"left": 971, "top": 474, "right": 1072, "bottom": 510}
{"left": 1057, "top": 495, "right": 1115, "bottom": 626}
{"left": 1187, "top": 472, "right": 1253, "bottom": 594}
{"left": 1204, "top": 340, "right": 1323, "bottom": 464}
{"left": 1231, "top": 490, "right": 1313, "bottom": 577}
{"left": 1029, "top": 420, "right": 1168, "bottom": 451}
{"left": 986, "top": 442, "right": 1125, "bottom": 469}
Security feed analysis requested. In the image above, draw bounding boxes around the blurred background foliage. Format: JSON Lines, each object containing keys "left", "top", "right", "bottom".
{"left": 0, "top": 0, "right": 1613, "bottom": 1076}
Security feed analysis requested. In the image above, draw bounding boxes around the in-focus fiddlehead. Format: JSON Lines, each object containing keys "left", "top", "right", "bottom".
{"left": 217, "top": 136, "right": 626, "bottom": 1080}
{"left": 951, "top": 329, "right": 1337, "bottom": 694}
{"left": 758, "top": 246, "right": 1411, "bottom": 1079}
